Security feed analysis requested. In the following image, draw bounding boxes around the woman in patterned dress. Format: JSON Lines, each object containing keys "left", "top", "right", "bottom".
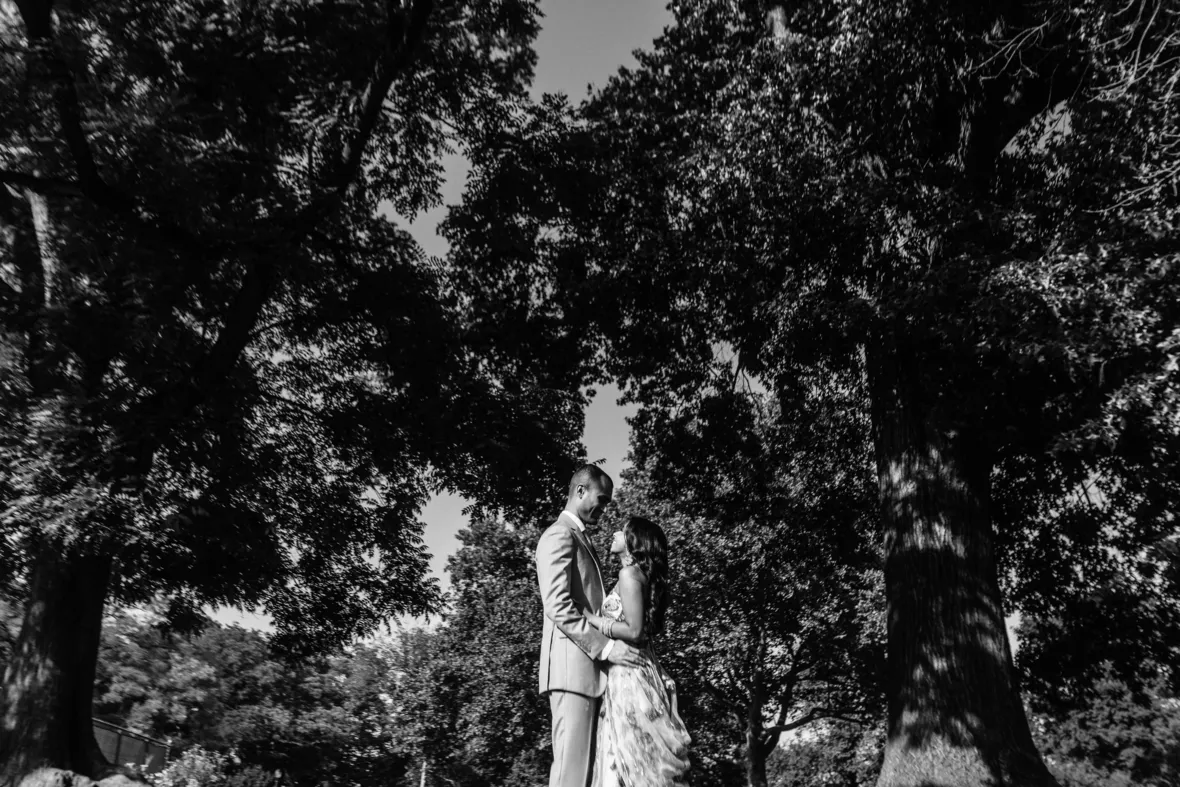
{"left": 583, "top": 517, "right": 690, "bottom": 787}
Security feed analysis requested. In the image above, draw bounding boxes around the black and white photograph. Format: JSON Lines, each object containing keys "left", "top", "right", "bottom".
{"left": 1, "top": 1, "right": 1178, "bottom": 786}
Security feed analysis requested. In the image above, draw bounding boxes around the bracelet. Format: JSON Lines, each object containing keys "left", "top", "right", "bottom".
{"left": 607, "top": 620, "right": 614, "bottom": 638}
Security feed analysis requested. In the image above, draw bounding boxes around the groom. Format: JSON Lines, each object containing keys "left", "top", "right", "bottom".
{"left": 536, "top": 465, "right": 644, "bottom": 787}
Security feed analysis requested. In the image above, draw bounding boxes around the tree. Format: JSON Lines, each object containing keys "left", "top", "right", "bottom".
{"left": 768, "top": 722, "right": 884, "bottom": 787}
{"left": 1010, "top": 518, "right": 1180, "bottom": 709}
{"left": 0, "top": 592, "right": 18, "bottom": 671}
{"left": 447, "top": 1, "right": 1180, "bottom": 784}
{"left": 603, "top": 383, "right": 883, "bottom": 787}
{"left": 439, "top": 517, "right": 552, "bottom": 786}
{"left": 382, "top": 627, "right": 465, "bottom": 787}
{"left": 93, "top": 608, "right": 412, "bottom": 787}
{"left": 1028, "top": 667, "right": 1180, "bottom": 787}
{"left": 0, "top": 1, "right": 588, "bottom": 783}
{"left": 384, "top": 517, "right": 550, "bottom": 787}
{"left": 374, "top": 385, "right": 876, "bottom": 787}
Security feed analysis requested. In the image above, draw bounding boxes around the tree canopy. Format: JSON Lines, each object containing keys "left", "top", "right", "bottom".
{"left": 446, "top": 1, "right": 1180, "bottom": 784}
{"left": 606, "top": 381, "right": 882, "bottom": 787}
{"left": 0, "top": 0, "right": 582, "bottom": 652}
{"left": 3, "top": 1, "right": 1178, "bottom": 785}
{"left": 1, "top": 1, "right": 589, "bottom": 781}
{"left": 94, "top": 608, "right": 408, "bottom": 787}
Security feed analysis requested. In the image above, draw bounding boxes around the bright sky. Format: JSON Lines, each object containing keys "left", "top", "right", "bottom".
{"left": 212, "top": 0, "right": 670, "bottom": 630}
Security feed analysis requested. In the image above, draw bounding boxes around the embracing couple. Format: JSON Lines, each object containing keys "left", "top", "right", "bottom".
{"left": 535, "top": 465, "right": 691, "bottom": 787}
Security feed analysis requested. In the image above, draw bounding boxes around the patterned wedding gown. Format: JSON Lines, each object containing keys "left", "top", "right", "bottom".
{"left": 592, "top": 586, "right": 691, "bottom": 787}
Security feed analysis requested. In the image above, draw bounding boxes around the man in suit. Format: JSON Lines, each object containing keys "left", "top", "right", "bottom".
{"left": 536, "top": 465, "right": 645, "bottom": 787}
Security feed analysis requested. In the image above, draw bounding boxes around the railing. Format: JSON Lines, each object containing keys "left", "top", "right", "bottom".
{"left": 93, "top": 718, "right": 171, "bottom": 774}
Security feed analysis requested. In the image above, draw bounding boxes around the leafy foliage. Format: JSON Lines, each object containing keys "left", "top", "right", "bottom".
{"left": 601, "top": 382, "right": 883, "bottom": 786}
{"left": 1030, "top": 669, "right": 1180, "bottom": 787}
{"left": 147, "top": 747, "right": 236, "bottom": 787}
{"left": 768, "top": 722, "right": 884, "bottom": 787}
{"left": 93, "top": 608, "right": 409, "bottom": 787}
{"left": 0, "top": 0, "right": 586, "bottom": 661}
{"left": 447, "top": 1, "right": 1179, "bottom": 781}
{"left": 383, "top": 518, "right": 549, "bottom": 787}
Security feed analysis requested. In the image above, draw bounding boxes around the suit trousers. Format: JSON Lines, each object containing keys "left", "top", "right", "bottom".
{"left": 549, "top": 690, "right": 599, "bottom": 787}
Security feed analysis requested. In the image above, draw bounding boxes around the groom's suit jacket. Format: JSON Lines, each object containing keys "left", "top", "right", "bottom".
{"left": 536, "top": 513, "right": 610, "bottom": 697}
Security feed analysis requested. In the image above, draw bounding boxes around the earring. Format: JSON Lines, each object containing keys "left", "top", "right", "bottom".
{"left": 620, "top": 552, "right": 636, "bottom": 567}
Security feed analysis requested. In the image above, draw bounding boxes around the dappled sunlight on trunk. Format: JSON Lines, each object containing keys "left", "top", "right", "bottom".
{"left": 870, "top": 340, "right": 1055, "bottom": 787}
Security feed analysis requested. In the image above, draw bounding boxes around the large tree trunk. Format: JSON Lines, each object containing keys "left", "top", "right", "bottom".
{"left": 744, "top": 728, "right": 769, "bottom": 787}
{"left": 868, "top": 339, "right": 1054, "bottom": 787}
{"left": 0, "top": 545, "right": 113, "bottom": 787}
{"left": 742, "top": 679, "right": 770, "bottom": 787}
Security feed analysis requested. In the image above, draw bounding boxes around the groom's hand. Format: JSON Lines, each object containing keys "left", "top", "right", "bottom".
{"left": 604, "top": 641, "right": 646, "bottom": 668}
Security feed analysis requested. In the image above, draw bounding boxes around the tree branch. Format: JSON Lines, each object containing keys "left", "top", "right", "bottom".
{"left": 295, "top": 0, "right": 434, "bottom": 227}
{"left": 13, "top": 0, "right": 434, "bottom": 254}
{"left": 0, "top": 187, "right": 42, "bottom": 312}
{"left": 15, "top": 0, "right": 205, "bottom": 251}
{"left": 700, "top": 678, "right": 746, "bottom": 725}
{"left": 0, "top": 170, "right": 83, "bottom": 198}
{"left": 764, "top": 708, "right": 820, "bottom": 736}
{"left": 107, "top": 0, "right": 436, "bottom": 493}
{"left": 959, "top": 11, "right": 1088, "bottom": 188}
{"left": 257, "top": 387, "right": 323, "bottom": 420}
{"left": 774, "top": 687, "right": 793, "bottom": 728}
{"left": 8, "top": 0, "right": 438, "bottom": 500}
{"left": 0, "top": 226, "right": 22, "bottom": 315}
{"left": 187, "top": 0, "right": 435, "bottom": 392}
{"left": 771, "top": 654, "right": 813, "bottom": 728}
{"left": 0, "top": 184, "right": 57, "bottom": 388}
{"left": 763, "top": 707, "right": 865, "bottom": 737}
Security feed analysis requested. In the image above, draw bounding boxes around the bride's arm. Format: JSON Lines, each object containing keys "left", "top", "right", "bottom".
{"left": 591, "top": 566, "right": 647, "bottom": 645}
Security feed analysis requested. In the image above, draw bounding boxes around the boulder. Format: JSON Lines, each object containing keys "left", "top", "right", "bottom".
{"left": 97, "top": 775, "right": 148, "bottom": 787}
{"left": 17, "top": 769, "right": 95, "bottom": 787}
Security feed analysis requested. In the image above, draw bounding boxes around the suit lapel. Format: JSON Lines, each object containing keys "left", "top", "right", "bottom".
{"left": 570, "top": 525, "right": 605, "bottom": 597}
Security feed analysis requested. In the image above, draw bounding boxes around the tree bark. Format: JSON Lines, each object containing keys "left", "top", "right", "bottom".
{"left": 743, "top": 680, "right": 770, "bottom": 787}
{"left": 744, "top": 728, "right": 770, "bottom": 787}
{"left": 868, "top": 337, "right": 1054, "bottom": 787}
{"left": 0, "top": 544, "right": 113, "bottom": 787}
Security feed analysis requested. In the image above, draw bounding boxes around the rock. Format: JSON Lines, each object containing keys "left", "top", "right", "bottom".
{"left": 97, "top": 774, "right": 148, "bottom": 787}
{"left": 15, "top": 767, "right": 148, "bottom": 787}
{"left": 17, "top": 769, "right": 96, "bottom": 787}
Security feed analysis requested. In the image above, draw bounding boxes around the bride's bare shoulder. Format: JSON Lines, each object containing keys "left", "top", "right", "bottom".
{"left": 618, "top": 564, "right": 648, "bottom": 586}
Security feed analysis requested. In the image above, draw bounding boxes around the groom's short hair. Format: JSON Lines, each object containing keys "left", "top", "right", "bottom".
{"left": 568, "top": 464, "right": 611, "bottom": 496}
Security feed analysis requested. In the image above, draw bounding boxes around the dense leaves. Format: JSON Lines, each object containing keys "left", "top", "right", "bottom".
{"left": 0, "top": 0, "right": 580, "bottom": 652}
{"left": 0, "top": 0, "right": 590, "bottom": 780}
{"left": 3, "top": 0, "right": 1178, "bottom": 784}
{"left": 768, "top": 722, "right": 884, "bottom": 787}
{"left": 447, "top": 1, "right": 1179, "bottom": 783}
{"left": 1029, "top": 669, "right": 1180, "bottom": 787}
{"left": 601, "top": 381, "right": 883, "bottom": 787}
{"left": 378, "top": 517, "right": 549, "bottom": 787}
{"left": 92, "top": 608, "right": 409, "bottom": 787}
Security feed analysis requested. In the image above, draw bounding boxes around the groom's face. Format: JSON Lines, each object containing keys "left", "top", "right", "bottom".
{"left": 575, "top": 479, "right": 613, "bottom": 527}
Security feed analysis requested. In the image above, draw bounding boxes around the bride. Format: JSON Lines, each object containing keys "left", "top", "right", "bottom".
{"left": 584, "top": 516, "right": 691, "bottom": 787}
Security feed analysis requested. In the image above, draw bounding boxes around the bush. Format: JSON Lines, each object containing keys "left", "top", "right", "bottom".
{"left": 149, "top": 747, "right": 234, "bottom": 787}
{"left": 1030, "top": 670, "right": 1180, "bottom": 787}
{"left": 769, "top": 722, "right": 883, "bottom": 787}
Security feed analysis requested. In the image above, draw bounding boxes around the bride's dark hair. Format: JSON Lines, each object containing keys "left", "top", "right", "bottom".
{"left": 624, "top": 516, "right": 670, "bottom": 638}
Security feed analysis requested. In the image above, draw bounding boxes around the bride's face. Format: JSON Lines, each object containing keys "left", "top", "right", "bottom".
{"left": 609, "top": 529, "right": 625, "bottom": 555}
